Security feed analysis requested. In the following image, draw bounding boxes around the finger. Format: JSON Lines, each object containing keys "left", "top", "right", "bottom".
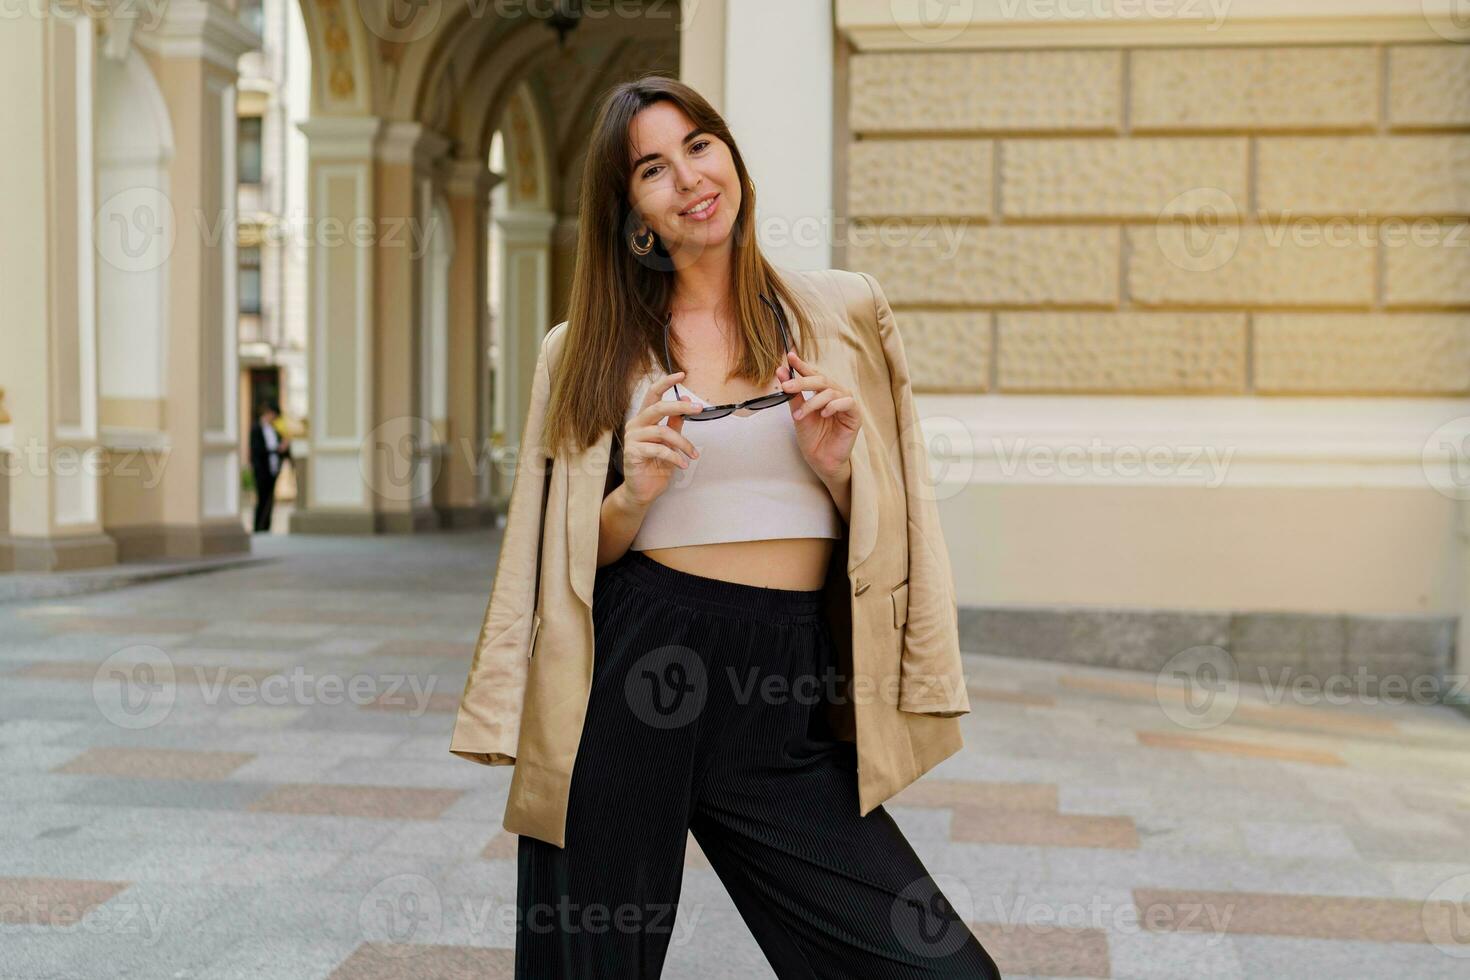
{"left": 664, "top": 394, "right": 700, "bottom": 435}
{"left": 641, "top": 372, "right": 687, "bottom": 408}
{"left": 629, "top": 442, "right": 689, "bottom": 470}
{"left": 637, "top": 396, "right": 701, "bottom": 428}
{"left": 640, "top": 425, "right": 700, "bottom": 459}
{"left": 786, "top": 350, "right": 818, "bottom": 374}
{"left": 818, "top": 395, "right": 858, "bottom": 419}
{"left": 629, "top": 419, "right": 694, "bottom": 447}
{"left": 780, "top": 374, "right": 829, "bottom": 394}
{"left": 649, "top": 444, "right": 690, "bottom": 469}
{"left": 794, "top": 389, "right": 836, "bottom": 420}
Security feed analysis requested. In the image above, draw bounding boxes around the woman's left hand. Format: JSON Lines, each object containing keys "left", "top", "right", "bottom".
{"left": 778, "top": 350, "right": 862, "bottom": 482}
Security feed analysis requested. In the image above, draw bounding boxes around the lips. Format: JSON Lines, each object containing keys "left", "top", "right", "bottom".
{"left": 680, "top": 192, "right": 719, "bottom": 217}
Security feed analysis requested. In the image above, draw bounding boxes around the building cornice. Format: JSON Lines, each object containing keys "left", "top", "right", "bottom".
{"left": 444, "top": 158, "right": 504, "bottom": 199}
{"left": 377, "top": 121, "right": 451, "bottom": 169}
{"left": 135, "top": 0, "right": 261, "bottom": 72}
{"left": 836, "top": 0, "right": 1470, "bottom": 50}
{"left": 298, "top": 115, "right": 382, "bottom": 161}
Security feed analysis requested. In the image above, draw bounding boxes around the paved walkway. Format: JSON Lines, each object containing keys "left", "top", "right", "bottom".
{"left": 2, "top": 531, "right": 1468, "bottom": 979}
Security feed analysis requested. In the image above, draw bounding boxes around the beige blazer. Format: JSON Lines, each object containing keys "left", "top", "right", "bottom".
{"left": 450, "top": 267, "right": 971, "bottom": 848}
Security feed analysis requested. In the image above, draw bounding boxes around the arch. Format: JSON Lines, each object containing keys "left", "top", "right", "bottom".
{"left": 454, "top": 23, "right": 563, "bottom": 163}
{"left": 396, "top": 3, "right": 533, "bottom": 127}
{"left": 499, "top": 83, "right": 554, "bottom": 212}
{"left": 293, "top": 0, "right": 376, "bottom": 115}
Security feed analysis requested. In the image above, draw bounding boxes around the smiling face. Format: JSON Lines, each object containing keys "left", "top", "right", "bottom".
{"left": 625, "top": 100, "right": 742, "bottom": 263}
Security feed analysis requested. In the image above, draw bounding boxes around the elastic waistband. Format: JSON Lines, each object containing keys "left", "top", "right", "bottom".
{"left": 608, "top": 549, "right": 824, "bottom": 624}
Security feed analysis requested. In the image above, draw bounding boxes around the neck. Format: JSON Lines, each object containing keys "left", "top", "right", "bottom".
{"left": 669, "top": 249, "right": 734, "bottom": 318}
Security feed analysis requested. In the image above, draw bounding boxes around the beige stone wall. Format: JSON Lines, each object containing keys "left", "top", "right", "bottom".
{"left": 844, "top": 43, "right": 1470, "bottom": 397}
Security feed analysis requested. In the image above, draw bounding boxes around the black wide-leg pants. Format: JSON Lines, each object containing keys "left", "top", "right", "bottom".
{"left": 516, "top": 548, "right": 1001, "bottom": 979}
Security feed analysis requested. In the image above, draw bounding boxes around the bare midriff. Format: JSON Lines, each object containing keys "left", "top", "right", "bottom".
{"left": 641, "top": 536, "right": 835, "bottom": 591}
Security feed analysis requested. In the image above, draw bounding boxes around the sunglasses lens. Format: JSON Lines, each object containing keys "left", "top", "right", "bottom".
{"left": 744, "top": 393, "right": 789, "bottom": 410}
{"left": 692, "top": 407, "right": 733, "bottom": 420}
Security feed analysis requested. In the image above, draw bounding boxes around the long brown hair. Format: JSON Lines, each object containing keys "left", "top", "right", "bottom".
{"left": 542, "top": 74, "right": 821, "bottom": 457}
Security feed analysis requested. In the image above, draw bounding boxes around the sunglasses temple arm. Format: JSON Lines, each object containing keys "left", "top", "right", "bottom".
{"left": 763, "top": 294, "right": 800, "bottom": 379}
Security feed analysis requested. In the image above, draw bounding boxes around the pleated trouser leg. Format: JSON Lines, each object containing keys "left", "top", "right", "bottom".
{"left": 515, "top": 549, "right": 1001, "bottom": 979}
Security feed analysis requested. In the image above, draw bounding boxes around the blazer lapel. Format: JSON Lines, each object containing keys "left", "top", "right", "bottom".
{"left": 567, "top": 427, "right": 614, "bottom": 608}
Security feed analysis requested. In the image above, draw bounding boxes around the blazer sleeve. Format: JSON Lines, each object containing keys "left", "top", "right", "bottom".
{"left": 450, "top": 324, "right": 560, "bottom": 765}
{"left": 859, "top": 272, "right": 971, "bottom": 718}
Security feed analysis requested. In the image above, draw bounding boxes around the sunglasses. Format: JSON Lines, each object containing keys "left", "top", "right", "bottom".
{"left": 662, "top": 294, "right": 801, "bottom": 421}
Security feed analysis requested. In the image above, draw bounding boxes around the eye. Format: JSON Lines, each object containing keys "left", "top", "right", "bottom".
{"left": 640, "top": 140, "right": 713, "bottom": 180}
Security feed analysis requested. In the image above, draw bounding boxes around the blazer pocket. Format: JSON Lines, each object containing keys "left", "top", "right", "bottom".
{"left": 890, "top": 581, "right": 909, "bottom": 629}
{"left": 527, "top": 612, "right": 543, "bottom": 658}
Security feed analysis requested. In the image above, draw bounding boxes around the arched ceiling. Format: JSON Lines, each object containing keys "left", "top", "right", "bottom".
{"left": 296, "top": 0, "right": 682, "bottom": 155}
{"left": 295, "top": 0, "right": 678, "bottom": 196}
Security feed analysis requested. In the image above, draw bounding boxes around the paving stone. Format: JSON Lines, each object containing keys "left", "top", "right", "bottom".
{"left": 2, "top": 531, "right": 1466, "bottom": 978}
{"left": 59, "top": 776, "right": 275, "bottom": 812}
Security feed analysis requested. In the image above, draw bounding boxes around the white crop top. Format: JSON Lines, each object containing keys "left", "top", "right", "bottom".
{"left": 623, "top": 368, "right": 844, "bottom": 551}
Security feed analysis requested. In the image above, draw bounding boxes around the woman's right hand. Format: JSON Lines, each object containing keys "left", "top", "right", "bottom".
{"left": 621, "top": 372, "right": 703, "bottom": 508}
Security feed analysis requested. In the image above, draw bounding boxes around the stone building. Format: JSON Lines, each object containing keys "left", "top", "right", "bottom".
{"left": 2, "top": 0, "right": 1466, "bottom": 691}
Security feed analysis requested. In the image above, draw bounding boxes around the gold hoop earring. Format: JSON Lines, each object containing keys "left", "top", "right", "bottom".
{"left": 630, "top": 228, "right": 655, "bottom": 256}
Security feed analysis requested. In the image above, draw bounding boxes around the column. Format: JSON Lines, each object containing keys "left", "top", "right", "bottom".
{"left": 289, "top": 115, "right": 380, "bottom": 533}
{"left": 441, "top": 158, "right": 502, "bottom": 526}
{"left": 374, "top": 121, "right": 448, "bottom": 533}
{"left": 722, "top": 0, "right": 834, "bottom": 270}
{"left": 146, "top": 0, "right": 257, "bottom": 556}
{"left": 492, "top": 208, "right": 557, "bottom": 504}
{"left": 291, "top": 117, "right": 456, "bottom": 534}
{"left": 0, "top": 13, "right": 114, "bottom": 570}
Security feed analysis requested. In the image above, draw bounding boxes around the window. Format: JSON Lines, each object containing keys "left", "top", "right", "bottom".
{"left": 240, "top": 0, "right": 264, "bottom": 38}
{"left": 240, "top": 246, "right": 262, "bottom": 315}
{"left": 238, "top": 116, "right": 262, "bottom": 185}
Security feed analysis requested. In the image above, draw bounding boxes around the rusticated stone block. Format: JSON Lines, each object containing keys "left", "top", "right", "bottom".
{"left": 1384, "top": 221, "right": 1470, "bottom": 307}
{"left": 1128, "top": 225, "right": 1376, "bottom": 307}
{"left": 1257, "top": 137, "right": 1470, "bottom": 217}
{"left": 1388, "top": 44, "right": 1470, "bottom": 128}
{"left": 1255, "top": 314, "right": 1470, "bottom": 394}
{"left": 848, "top": 139, "right": 993, "bottom": 218}
{"left": 892, "top": 310, "right": 991, "bottom": 392}
{"left": 851, "top": 223, "right": 1119, "bottom": 306}
{"left": 998, "top": 313, "right": 1246, "bottom": 393}
{"left": 1132, "top": 46, "right": 1377, "bottom": 131}
{"left": 1002, "top": 138, "right": 1247, "bottom": 220}
{"left": 851, "top": 50, "right": 1122, "bottom": 133}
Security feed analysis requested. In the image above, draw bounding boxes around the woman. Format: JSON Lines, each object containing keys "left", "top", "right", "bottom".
{"left": 508, "top": 76, "right": 1001, "bottom": 979}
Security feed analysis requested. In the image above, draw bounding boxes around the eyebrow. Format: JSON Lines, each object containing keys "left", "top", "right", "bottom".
{"left": 631, "top": 128, "right": 707, "bottom": 171}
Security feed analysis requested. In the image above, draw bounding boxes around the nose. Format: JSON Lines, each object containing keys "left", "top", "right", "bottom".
{"left": 672, "top": 157, "right": 701, "bottom": 193}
